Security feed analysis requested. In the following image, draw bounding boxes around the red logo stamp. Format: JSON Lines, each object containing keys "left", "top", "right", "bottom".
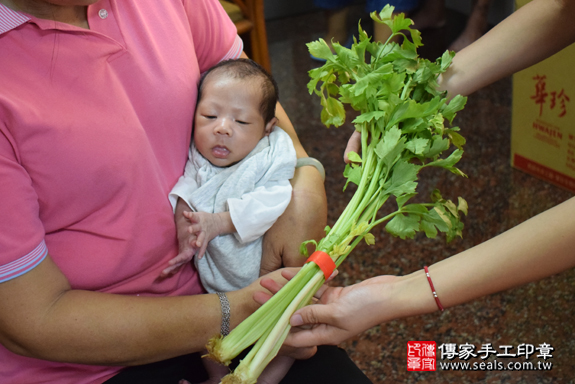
{"left": 407, "top": 341, "right": 436, "bottom": 371}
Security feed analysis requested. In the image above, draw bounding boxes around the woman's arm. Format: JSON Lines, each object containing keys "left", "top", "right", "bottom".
{"left": 0, "top": 254, "right": 284, "bottom": 366}
{"left": 286, "top": 196, "right": 575, "bottom": 347}
{"left": 439, "top": 0, "right": 575, "bottom": 98}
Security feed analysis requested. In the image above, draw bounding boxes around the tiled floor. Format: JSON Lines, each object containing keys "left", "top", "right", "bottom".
{"left": 266, "top": 6, "right": 575, "bottom": 384}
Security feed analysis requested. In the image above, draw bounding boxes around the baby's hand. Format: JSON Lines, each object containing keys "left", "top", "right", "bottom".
{"left": 182, "top": 211, "right": 227, "bottom": 260}
{"left": 161, "top": 208, "right": 200, "bottom": 278}
{"left": 160, "top": 241, "right": 197, "bottom": 278}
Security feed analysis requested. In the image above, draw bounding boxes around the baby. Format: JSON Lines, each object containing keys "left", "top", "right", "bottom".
{"left": 166, "top": 58, "right": 296, "bottom": 384}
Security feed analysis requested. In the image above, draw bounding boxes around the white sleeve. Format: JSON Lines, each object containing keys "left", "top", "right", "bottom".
{"left": 228, "top": 180, "right": 292, "bottom": 243}
{"left": 168, "top": 157, "right": 197, "bottom": 212}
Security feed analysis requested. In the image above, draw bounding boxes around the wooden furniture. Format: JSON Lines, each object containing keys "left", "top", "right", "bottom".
{"left": 220, "top": 0, "right": 271, "bottom": 72}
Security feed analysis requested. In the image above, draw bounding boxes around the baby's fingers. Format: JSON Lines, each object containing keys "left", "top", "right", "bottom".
{"left": 160, "top": 263, "right": 185, "bottom": 278}
{"left": 195, "top": 232, "right": 207, "bottom": 259}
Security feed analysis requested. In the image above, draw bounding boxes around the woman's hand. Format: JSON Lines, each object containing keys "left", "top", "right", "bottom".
{"left": 343, "top": 130, "right": 361, "bottom": 164}
{"left": 285, "top": 275, "right": 400, "bottom": 348}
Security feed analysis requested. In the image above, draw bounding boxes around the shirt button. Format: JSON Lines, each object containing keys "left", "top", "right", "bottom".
{"left": 98, "top": 9, "right": 108, "bottom": 19}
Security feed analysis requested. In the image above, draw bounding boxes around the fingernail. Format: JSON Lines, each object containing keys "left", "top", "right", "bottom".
{"left": 291, "top": 314, "right": 303, "bottom": 326}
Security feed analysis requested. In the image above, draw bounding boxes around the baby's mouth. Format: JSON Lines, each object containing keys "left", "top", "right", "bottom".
{"left": 212, "top": 145, "right": 230, "bottom": 158}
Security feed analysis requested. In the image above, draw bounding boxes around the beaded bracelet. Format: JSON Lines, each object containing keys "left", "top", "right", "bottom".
{"left": 424, "top": 266, "right": 444, "bottom": 312}
{"left": 216, "top": 292, "right": 231, "bottom": 336}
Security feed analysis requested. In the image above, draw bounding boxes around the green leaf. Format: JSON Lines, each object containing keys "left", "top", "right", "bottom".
{"left": 378, "top": 45, "right": 417, "bottom": 63}
{"left": 427, "top": 149, "right": 463, "bottom": 169}
{"left": 425, "top": 136, "right": 450, "bottom": 158}
{"left": 422, "top": 208, "right": 450, "bottom": 233}
{"left": 396, "top": 193, "right": 417, "bottom": 208}
{"left": 406, "top": 137, "right": 429, "bottom": 155}
{"left": 385, "top": 160, "right": 420, "bottom": 197}
{"left": 371, "top": 5, "right": 394, "bottom": 23}
{"left": 364, "top": 233, "right": 376, "bottom": 245}
{"left": 388, "top": 97, "right": 444, "bottom": 127}
{"left": 420, "top": 219, "right": 438, "bottom": 238}
{"left": 447, "top": 129, "right": 466, "bottom": 150}
{"left": 402, "top": 203, "right": 428, "bottom": 214}
{"left": 433, "top": 206, "right": 452, "bottom": 229}
{"left": 385, "top": 213, "right": 420, "bottom": 239}
{"left": 352, "top": 111, "right": 386, "bottom": 124}
{"left": 444, "top": 199, "right": 459, "bottom": 218}
{"left": 321, "top": 96, "right": 346, "bottom": 127}
{"left": 332, "top": 41, "right": 357, "bottom": 68}
{"left": 374, "top": 126, "right": 402, "bottom": 161}
{"left": 442, "top": 94, "right": 467, "bottom": 123}
{"left": 458, "top": 197, "right": 468, "bottom": 216}
{"left": 307, "top": 68, "right": 323, "bottom": 94}
{"left": 389, "top": 12, "right": 413, "bottom": 34}
{"left": 299, "top": 239, "right": 317, "bottom": 257}
{"left": 449, "top": 167, "right": 467, "bottom": 177}
{"left": 343, "top": 163, "right": 362, "bottom": 190}
{"left": 346, "top": 151, "right": 362, "bottom": 163}
{"left": 307, "top": 39, "right": 334, "bottom": 61}
{"left": 326, "top": 83, "right": 340, "bottom": 96}
{"left": 439, "top": 50, "right": 455, "bottom": 72}
{"left": 430, "top": 189, "right": 443, "bottom": 203}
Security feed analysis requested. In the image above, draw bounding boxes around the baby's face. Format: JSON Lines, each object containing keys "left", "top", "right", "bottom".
{"left": 193, "top": 76, "right": 272, "bottom": 167}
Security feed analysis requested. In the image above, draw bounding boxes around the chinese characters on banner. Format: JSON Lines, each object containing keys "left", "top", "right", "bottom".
{"left": 437, "top": 342, "right": 554, "bottom": 361}
{"left": 531, "top": 74, "right": 570, "bottom": 118}
{"left": 407, "top": 341, "right": 554, "bottom": 372}
{"left": 407, "top": 341, "right": 436, "bottom": 371}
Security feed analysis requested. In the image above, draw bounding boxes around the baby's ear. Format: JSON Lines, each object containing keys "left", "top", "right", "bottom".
{"left": 264, "top": 117, "right": 278, "bottom": 136}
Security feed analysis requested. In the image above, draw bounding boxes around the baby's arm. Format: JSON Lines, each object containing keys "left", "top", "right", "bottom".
{"left": 182, "top": 210, "right": 236, "bottom": 260}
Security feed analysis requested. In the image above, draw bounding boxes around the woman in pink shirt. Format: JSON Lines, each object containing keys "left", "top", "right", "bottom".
{"left": 0, "top": 0, "right": 372, "bottom": 383}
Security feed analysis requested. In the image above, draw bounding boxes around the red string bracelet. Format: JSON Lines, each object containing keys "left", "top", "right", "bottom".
{"left": 424, "top": 266, "right": 444, "bottom": 312}
{"left": 306, "top": 251, "right": 336, "bottom": 280}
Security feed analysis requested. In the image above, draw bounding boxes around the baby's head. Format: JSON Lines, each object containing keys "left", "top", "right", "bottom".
{"left": 193, "top": 58, "right": 279, "bottom": 167}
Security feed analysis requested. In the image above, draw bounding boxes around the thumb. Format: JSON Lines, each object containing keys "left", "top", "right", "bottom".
{"left": 343, "top": 130, "right": 361, "bottom": 164}
{"left": 290, "top": 304, "right": 331, "bottom": 327}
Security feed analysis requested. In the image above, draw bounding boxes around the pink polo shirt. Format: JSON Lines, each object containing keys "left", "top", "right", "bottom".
{"left": 0, "top": 0, "right": 242, "bottom": 382}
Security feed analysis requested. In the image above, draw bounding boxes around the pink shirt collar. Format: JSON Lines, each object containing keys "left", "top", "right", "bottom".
{"left": 0, "top": 3, "right": 30, "bottom": 34}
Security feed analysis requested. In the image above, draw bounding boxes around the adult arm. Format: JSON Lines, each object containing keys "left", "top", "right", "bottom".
{"left": 439, "top": 0, "right": 575, "bottom": 98}
{"left": 0, "top": 254, "right": 287, "bottom": 366}
{"left": 286, "top": 196, "right": 575, "bottom": 347}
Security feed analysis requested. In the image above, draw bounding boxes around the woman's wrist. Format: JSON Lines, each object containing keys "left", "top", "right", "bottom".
{"left": 226, "top": 285, "right": 259, "bottom": 330}
{"left": 390, "top": 269, "right": 441, "bottom": 320}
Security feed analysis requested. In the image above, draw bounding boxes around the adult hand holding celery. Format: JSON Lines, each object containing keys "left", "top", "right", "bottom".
{"left": 207, "top": 5, "right": 468, "bottom": 383}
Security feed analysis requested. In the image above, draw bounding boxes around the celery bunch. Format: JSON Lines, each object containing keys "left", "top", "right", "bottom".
{"left": 207, "top": 6, "right": 468, "bottom": 383}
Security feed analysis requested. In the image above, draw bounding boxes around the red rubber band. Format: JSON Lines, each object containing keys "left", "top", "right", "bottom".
{"left": 306, "top": 251, "right": 336, "bottom": 280}
{"left": 424, "top": 266, "right": 444, "bottom": 312}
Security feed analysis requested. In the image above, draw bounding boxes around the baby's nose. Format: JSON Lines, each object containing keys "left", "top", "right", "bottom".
{"left": 214, "top": 118, "right": 232, "bottom": 135}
